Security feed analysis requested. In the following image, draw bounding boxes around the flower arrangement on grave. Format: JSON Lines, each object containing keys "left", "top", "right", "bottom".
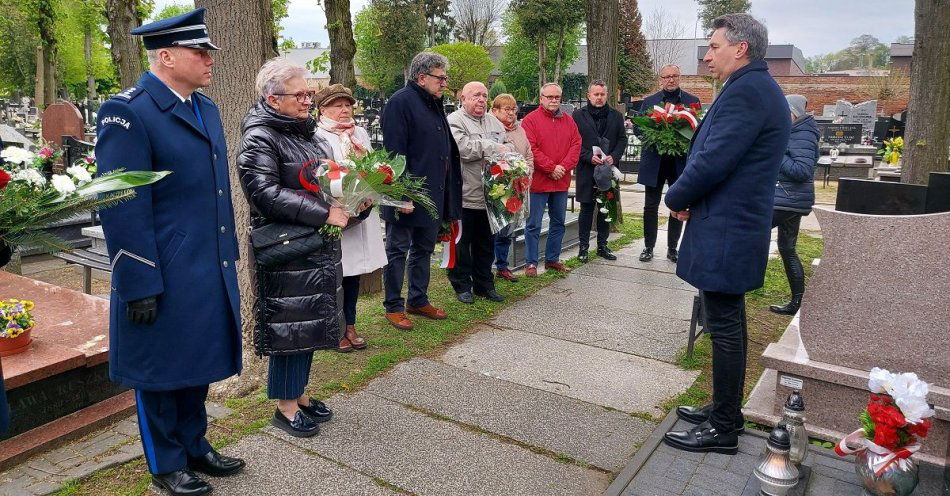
{"left": 0, "top": 299, "right": 35, "bottom": 339}
{"left": 297, "top": 150, "right": 437, "bottom": 239}
{"left": 0, "top": 146, "right": 171, "bottom": 258}
{"left": 835, "top": 367, "right": 934, "bottom": 495}
{"left": 482, "top": 152, "right": 531, "bottom": 234}
{"left": 878, "top": 136, "right": 903, "bottom": 165}
{"left": 632, "top": 102, "right": 704, "bottom": 157}
{"left": 73, "top": 151, "right": 96, "bottom": 176}
{"left": 595, "top": 179, "right": 620, "bottom": 226}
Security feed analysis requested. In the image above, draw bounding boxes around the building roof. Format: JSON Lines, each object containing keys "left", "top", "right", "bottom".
{"left": 890, "top": 43, "right": 913, "bottom": 57}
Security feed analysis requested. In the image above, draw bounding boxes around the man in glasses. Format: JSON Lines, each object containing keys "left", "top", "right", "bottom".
{"left": 635, "top": 64, "right": 701, "bottom": 264}
{"left": 380, "top": 51, "right": 463, "bottom": 330}
{"left": 520, "top": 83, "right": 581, "bottom": 276}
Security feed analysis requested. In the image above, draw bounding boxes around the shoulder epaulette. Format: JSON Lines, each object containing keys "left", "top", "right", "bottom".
{"left": 112, "top": 86, "right": 141, "bottom": 101}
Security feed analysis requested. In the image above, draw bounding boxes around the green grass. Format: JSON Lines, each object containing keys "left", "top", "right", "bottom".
{"left": 60, "top": 216, "right": 645, "bottom": 495}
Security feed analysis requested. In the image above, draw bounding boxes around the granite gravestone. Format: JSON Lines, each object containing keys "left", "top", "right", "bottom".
{"left": 834, "top": 100, "right": 878, "bottom": 136}
{"left": 835, "top": 178, "right": 927, "bottom": 215}
{"left": 926, "top": 172, "right": 950, "bottom": 214}
{"left": 822, "top": 104, "right": 837, "bottom": 117}
{"left": 40, "top": 101, "right": 84, "bottom": 148}
{"left": 818, "top": 123, "right": 863, "bottom": 145}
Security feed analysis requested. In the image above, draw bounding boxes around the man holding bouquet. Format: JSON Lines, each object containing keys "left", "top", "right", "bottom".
{"left": 447, "top": 81, "right": 508, "bottom": 304}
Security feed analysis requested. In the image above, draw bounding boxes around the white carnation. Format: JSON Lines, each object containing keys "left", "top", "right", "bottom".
{"left": 599, "top": 207, "right": 609, "bottom": 214}
{"left": 11, "top": 168, "right": 46, "bottom": 188}
{"left": 66, "top": 165, "right": 92, "bottom": 184}
{"left": 1, "top": 146, "right": 36, "bottom": 165}
{"left": 50, "top": 174, "right": 76, "bottom": 194}
{"left": 896, "top": 395, "right": 935, "bottom": 424}
{"left": 867, "top": 367, "right": 894, "bottom": 394}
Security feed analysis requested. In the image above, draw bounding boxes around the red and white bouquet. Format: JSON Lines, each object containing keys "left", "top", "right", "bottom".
{"left": 483, "top": 152, "right": 531, "bottom": 234}
{"left": 835, "top": 367, "right": 935, "bottom": 476}
{"left": 632, "top": 102, "right": 704, "bottom": 157}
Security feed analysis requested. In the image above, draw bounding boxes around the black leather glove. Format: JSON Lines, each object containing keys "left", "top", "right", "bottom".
{"left": 127, "top": 296, "right": 158, "bottom": 325}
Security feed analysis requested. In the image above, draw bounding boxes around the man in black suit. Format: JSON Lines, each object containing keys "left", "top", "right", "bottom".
{"left": 572, "top": 80, "right": 627, "bottom": 262}
{"left": 636, "top": 64, "right": 700, "bottom": 263}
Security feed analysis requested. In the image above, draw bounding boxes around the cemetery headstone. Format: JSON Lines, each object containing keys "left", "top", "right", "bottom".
{"left": 834, "top": 99, "right": 878, "bottom": 136}
{"left": 817, "top": 123, "right": 863, "bottom": 145}
{"left": 822, "top": 104, "right": 837, "bottom": 117}
{"left": 926, "top": 172, "right": 950, "bottom": 214}
{"left": 40, "top": 101, "right": 84, "bottom": 148}
{"left": 835, "top": 177, "right": 927, "bottom": 215}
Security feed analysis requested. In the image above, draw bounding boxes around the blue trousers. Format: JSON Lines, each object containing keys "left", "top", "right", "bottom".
{"left": 267, "top": 352, "right": 314, "bottom": 400}
{"left": 134, "top": 385, "right": 212, "bottom": 475}
{"left": 383, "top": 221, "right": 439, "bottom": 312}
{"left": 494, "top": 229, "right": 514, "bottom": 271}
{"left": 524, "top": 191, "right": 568, "bottom": 265}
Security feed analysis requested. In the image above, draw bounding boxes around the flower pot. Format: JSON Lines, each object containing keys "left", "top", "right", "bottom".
{"left": 855, "top": 448, "right": 919, "bottom": 496}
{"left": 0, "top": 327, "right": 32, "bottom": 357}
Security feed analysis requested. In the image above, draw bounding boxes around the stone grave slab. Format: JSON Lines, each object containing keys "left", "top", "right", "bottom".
{"left": 207, "top": 434, "right": 398, "bottom": 496}
{"left": 365, "top": 358, "right": 655, "bottom": 471}
{"left": 490, "top": 290, "right": 689, "bottom": 362}
{"left": 39, "top": 102, "right": 84, "bottom": 149}
{"left": 268, "top": 392, "right": 610, "bottom": 496}
{"left": 441, "top": 327, "right": 698, "bottom": 416}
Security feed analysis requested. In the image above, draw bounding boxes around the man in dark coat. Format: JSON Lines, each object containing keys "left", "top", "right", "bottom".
{"left": 381, "top": 52, "right": 463, "bottom": 330}
{"left": 662, "top": 13, "right": 791, "bottom": 455}
{"left": 636, "top": 64, "right": 700, "bottom": 263}
{"left": 572, "top": 80, "right": 627, "bottom": 262}
{"left": 95, "top": 9, "right": 245, "bottom": 494}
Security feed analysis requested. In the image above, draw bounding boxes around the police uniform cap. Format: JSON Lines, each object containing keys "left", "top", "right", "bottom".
{"left": 131, "top": 8, "right": 219, "bottom": 51}
{"left": 315, "top": 84, "right": 357, "bottom": 110}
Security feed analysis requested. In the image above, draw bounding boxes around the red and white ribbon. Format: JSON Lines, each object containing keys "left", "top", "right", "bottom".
{"left": 652, "top": 103, "right": 698, "bottom": 131}
{"left": 835, "top": 429, "right": 920, "bottom": 477}
{"left": 440, "top": 220, "right": 462, "bottom": 269}
{"left": 325, "top": 160, "right": 350, "bottom": 198}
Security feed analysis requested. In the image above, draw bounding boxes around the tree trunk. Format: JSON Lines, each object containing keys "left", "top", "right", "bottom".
{"left": 554, "top": 27, "right": 565, "bottom": 85}
{"left": 587, "top": 0, "right": 620, "bottom": 106}
{"left": 37, "top": 0, "right": 57, "bottom": 107}
{"left": 194, "top": 0, "right": 276, "bottom": 399}
{"left": 84, "top": 31, "right": 97, "bottom": 99}
{"left": 34, "top": 46, "right": 45, "bottom": 108}
{"left": 537, "top": 40, "right": 547, "bottom": 87}
{"left": 902, "top": 0, "right": 950, "bottom": 185}
{"left": 105, "top": 0, "right": 145, "bottom": 89}
{"left": 324, "top": 0, "right": 357, "bottom": 88}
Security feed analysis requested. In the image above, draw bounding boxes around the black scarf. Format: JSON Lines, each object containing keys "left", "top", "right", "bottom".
{"left": 662, "top": 89, "right": 682, "bottom": 105}
{"left": 586, "top": 100, "right": 609, "bottom": 135}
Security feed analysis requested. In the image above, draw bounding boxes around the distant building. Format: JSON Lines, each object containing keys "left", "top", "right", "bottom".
{"left": 696, "top": 44, "right": 806, "bottom": 76}
{"left": 889, "top": 43, "right": 913, "bottom": 73}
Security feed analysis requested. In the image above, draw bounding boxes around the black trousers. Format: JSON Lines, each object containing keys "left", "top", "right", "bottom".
{"left": 342, "top": 275, "right": 360, "bottom": 326}
{"left": 643, "top": 161, "right": 682, "bottom": 249}
{"left": 577, "top": 201, "right": 609, "bottom": 250}
{"left": 448, "top": 208, "right": 496, "bottom": 294}
{"left": 383, "top": 221, "right": 439, "bottom": 312}
{"left": 701, "top": 290, "right": 747, "bottom": 433}
{"left": 771, "top": 209, "right": 805, "bottom": 297}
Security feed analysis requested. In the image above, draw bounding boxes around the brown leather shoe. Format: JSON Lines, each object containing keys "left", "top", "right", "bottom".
{"left": 406, "top": 304, "right": 447, "bottom": 320}
{"left": 337, "top": 335, "right": 353, "bottom": 353}
{"left": 496, "top": 269, "right": 519, "bottom": 282}
{"left": 345, "top": 324, "right": 367, "bottom": 350}
{"left": 525, "top": 264, "right": 538, "bottom": 277}
{"left": 544, "top": 261, "right": 571, "bottom": 273}
{"left": 385, "top": 312, "right": 414, "bottom": 330}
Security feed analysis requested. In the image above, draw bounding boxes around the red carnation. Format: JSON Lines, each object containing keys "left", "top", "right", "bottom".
{"left": 513, "top": 176, "right": 529, "bottom": 194}
{"left": 666, "top": 115, "right": 675, "bottom": 123}
{"left": 489, "top": 164, "right": 503, "bottom": 177}
{"left": 675, "top": 103, "right": 685, "bottom": 111}
{"left": 0, "top": 169, "right": 10, "bottom": 190}
{"left": 505, "top": 196, "right": 522, "bottom": 214}
{"left": 378, "top": 164, "right": 395, "bottom": 185}
{"left": 689, "top": 102, "right": 702, "bottom": 111}
{"left": 907, "top": 418, "right": 932, "bottom": 438}
{"left": 873, "top": 425, "right": 899, "bottom": 450}
{"left": 651, "top": 114, "right": 663, "bottom": 124}
{"left": 606, "top": 191, "right": 615, "bottom": 200}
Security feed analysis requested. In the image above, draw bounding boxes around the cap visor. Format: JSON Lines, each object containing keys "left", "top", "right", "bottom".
{"left": 179, "top": 41, "right": 220, "bottom": 50}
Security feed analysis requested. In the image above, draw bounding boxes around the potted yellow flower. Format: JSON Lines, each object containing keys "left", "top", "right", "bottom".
{"left": 0, "top": 298, "right": 36, "bottom": 356}
{"left": 878, "top": 136, "right": 904, "bottom": 166}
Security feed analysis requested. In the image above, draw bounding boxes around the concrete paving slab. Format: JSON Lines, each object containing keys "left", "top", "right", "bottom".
{"left": 441, "top": 327, "right": 698, "bottom": 416}
{"left": 543, "top": 275, "right": 696, "bottom": 321}
{"left": 269, "top": 392, "right": 610, "bottom": 496}
{"left": 365, "top": 358, "right": 655, "bottom": 472}
{"left": 207, "top": 434, "right": 398, "bottom": 495}
{"left": 572, "top": 262, "right": 695, "bottom": 292}
{"left": 490, "top": 291, "right": 688, "bottom": 363}
{"left": 610, "top": 237, "right": 678, "bottom": 275}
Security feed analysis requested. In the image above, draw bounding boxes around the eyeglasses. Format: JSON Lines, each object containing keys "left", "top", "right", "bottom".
{"left": 541, "top": 94, "right": 562, "bottom": 100}
{"left": 274, "top": 91, "right": 316, "bottom": 103}
{"left": 499, "top": 106, "right": 517, "bottom": 112}
{"left": 660, "top": 75, "right": 681, "bottom": 80}
{"left": 426, "top": 73, "right": 450, "bottom": 83}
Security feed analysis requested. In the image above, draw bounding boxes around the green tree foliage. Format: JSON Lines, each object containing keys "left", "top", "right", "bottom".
{"left": 560, "top": 72, "right": 586, "bottom": 102}
{"left": 697, "top": 0, "right": 751, "bottom": 32}
{"left": 488, "top": 79, "right": 507, "bottom": 100}
{"left": 617, "top": 0, "right": 654, "bottom": 97}
{"left": 498, "top": 10, "right": 582, "bottom": 102}
{"left": 372, "top": 0, "right": 427, "bottom": 81}
{"left": 58, "top": 0, "right": 116, "bottom": 97}
{"left": 0, "top": 0, "right": 40, "bottom": 95}
{"left": 421, "top": 0, "right": 454, "bottom": 46}
{"left": 430, "top": 42, "right": 494, "bottom": 97}
{"left": 152, "top": 3, "right": 192, "bottom": 20}
{"left": 510, "top": 0, "right": 585, "bottom": 85}
{"left": 805, "top": 35, "right": 892, "bottom": 74}
{"left": 354, "top": 5, "right": 404, "bottom": 97}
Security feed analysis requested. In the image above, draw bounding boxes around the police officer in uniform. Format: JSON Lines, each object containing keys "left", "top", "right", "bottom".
{"left": 95, "top": 9, "right": 244, "bottom": 495}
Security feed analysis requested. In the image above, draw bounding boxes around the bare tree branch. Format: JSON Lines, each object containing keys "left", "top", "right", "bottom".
{"left": 452, "top": 0, "right": 507, "bottom": 47}
{"left": 644, "top": 7, "right": 688, "bottom": 74}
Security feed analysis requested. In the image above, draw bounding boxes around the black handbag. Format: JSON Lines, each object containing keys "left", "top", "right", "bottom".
{"left": 250, "top": 223, "right": 324, "bottom": 268}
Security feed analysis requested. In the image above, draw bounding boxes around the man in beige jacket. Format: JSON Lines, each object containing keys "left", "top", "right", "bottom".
{"left": 446, "top": 81, "right": 508, "bottom": 303}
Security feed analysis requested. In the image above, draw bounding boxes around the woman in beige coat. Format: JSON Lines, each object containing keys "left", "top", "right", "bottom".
{"left": 314, "top": 84, "right": 388, "bottom": 352}
{"left": 490, "top": 93, "right": 534, "bottom": 282}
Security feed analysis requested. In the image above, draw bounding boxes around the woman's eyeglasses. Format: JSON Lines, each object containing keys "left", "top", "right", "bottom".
{"left": 275, "top": 91, "right": 316, "bottom": 103}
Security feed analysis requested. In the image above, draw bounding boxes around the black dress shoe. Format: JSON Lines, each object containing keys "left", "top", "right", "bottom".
{"left": 456, "top": 291, "right": 475, "bottom": 304}
{"left": 187, "top": 449, "right": 245, "bottom": 477}
{"left": 676, "top": 404, "right": 745, "bottom": 434}
{"left": 272, "top": 409, "right": 319, "bottom": 438}
{"left": 298, "top": 398, "right": 333, "bottom": 423}
{"left": 597, "top": 246, "right": 617, "bottom": 261}
{"left": 769, "top": 293, "right": 803, "bottom": 315}
{"left": 475, "top": 289, "right": 505, "bottom": 302}
{"left": 152, "top": 470, "right": 212, "bottom": 496}
{"left": 664, "top": 421, "right": 739, "bottom": 454}
{"left": 639, "top": 247, "right": 653, "bottom": 262}
{"left": 578, "top": 248, "right": 589, "bottom": 262}
{"left": 667, "top": 248, "right": 679, "bottom": 262}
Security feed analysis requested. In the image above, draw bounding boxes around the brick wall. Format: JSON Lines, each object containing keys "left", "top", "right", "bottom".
{"left": 635, "top": 75, "right": 908, "bottom": 116}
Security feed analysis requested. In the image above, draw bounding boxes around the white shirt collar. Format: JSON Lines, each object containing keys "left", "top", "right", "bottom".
{"left": 168, "top": 86, "right": 192, "bottom": 103}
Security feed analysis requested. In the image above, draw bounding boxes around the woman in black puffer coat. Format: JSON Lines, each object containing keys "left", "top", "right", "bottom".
{"left": 237, "top": 58, "right": 352, "bottom": 438}
{"left": 770, "top": 95, "right": 819, "bottom": 316}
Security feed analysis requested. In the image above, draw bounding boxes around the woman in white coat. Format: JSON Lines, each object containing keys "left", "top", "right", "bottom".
{"left": 314, "top": 84, "right": 388, "bottom": 352}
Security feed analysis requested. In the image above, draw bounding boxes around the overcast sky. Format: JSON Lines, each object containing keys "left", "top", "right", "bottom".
{"left": 153, "top": 0, "right": 915, "bottom": 58}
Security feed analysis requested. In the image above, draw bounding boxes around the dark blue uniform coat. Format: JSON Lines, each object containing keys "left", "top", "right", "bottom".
{"left": 95, "top": 73, "right": 242, "bottom": 391}
{"left": 637, "top": 89, "right": 701, "bottom": 188}
{"left": 665, "top": 60, "right": 791, "bottom": 294}
{"left": 380, "top": 82, "right": 462, "bottom": 227}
